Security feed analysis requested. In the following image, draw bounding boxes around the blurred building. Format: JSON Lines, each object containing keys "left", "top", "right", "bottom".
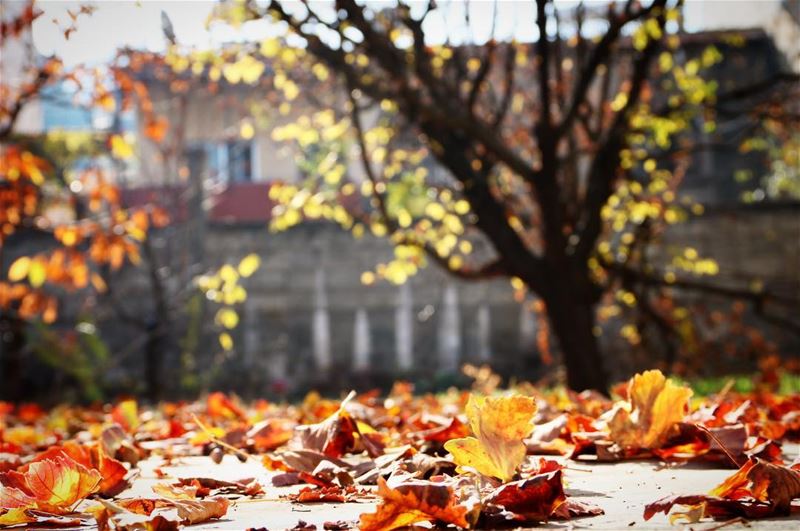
{"left": 686, "top": 0, "right": 799, "bottom": 72}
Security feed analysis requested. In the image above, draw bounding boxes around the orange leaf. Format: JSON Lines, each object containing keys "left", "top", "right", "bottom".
{"left": 711, "top": 458, "right": 800, "bottom": 513}
{"left": 644, "top": 458, "right": 800, "bottom": 521}
{"left": 22, "top": 442, "right": 128, "bottom": 497}
{"left": 206, "top": 392, "right": 246, "bottom": 421}
{"left": 112, "top": 399, "right": 140, "bottom": 432}
{"left": 608, "top": 370, "right": 693, "bottom": 450}
{"left": 291, "top": 392, "right": 358, "bottom": 458}
{"left": 144, "top": 117, "right": 168, "bottom": 143}
{"left": 359, "top": 477, "right": 470, "bottom": 531}
{"left": 0, "top": 454, "right": 101, "bottom": 513}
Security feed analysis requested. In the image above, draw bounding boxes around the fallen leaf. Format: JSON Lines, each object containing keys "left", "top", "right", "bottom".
{"left": 443, "top": 394, "right": 537, "bottom": 482}
{"left": 482, "top": 471, "right": 566, "bottom": 522}
{"left": 359, "top": 477, "right": 470, "bottom": 531}
{"left": 248, "top": 418, "right": 295, "bottom": 451}
{"left": 0, "top": 508, "right": 83, "bottom": 528}
{"left": 292, "top": 485, "right": 346, "bottom": 503}
{"left": 609, "top": 370, "right": 693, "bottom": 450}
{"left": 98, "top": 496, "right": 229, "bottom": 526}
{"left": 291, "top": 392, "right": 358, "bottom": 458}
{"left": 22, "top": 442, "right": 128, "bottom": 496}
{"left": 644, "top": 457, "right": 800, "bottom": 521}
{"left": 207, "top": 392, "right": 246, "bottom": 421}
{"left": 711, "top": 457, "right": 800, "bottom": 514}
{"left": 0, "top": 454, "right": 101, "bottom": 513}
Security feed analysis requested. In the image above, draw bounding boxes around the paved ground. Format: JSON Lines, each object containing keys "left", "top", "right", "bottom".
{"left": 98, "top": 443, "right": 800, "bottom": 531}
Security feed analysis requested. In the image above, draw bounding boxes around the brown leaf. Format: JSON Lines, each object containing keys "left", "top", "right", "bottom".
{"left": 291, "top": 393, "right": 358, "bottom": 459}
{"left": 711, "top": 457, "right": 800, "bottom": 514}
{"left": 482, "top": 470, "right": 566, "bottom": 522}
{"left": 644, "top": 457, "right": 800, "bottom": 521}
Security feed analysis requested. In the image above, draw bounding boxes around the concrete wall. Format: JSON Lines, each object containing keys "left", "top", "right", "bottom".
{"left": 201, "top": 222, "right": 540, "bottom": 395}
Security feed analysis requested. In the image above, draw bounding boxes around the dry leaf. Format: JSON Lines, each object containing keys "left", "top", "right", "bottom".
{"left": 359, "top": 477, "right": 470, "bottom": 531}
{"left": 645, "top": 457, "right": 800, "bottom": 521}
{"left": 0, "top": 454, "right": 101, "bottom": 513}
{"left": 482, "top": 470, "right": 566, "bottom": 522}
{"left": 22, "top": 442, "right": 128, "bottom": 496}
{"left": 443, "top": 394, "right": 537, "bottom": 482}
{"left": 292, "top": 392, "right": 358, "bottom": 458}
{"left": 609, "top": 370, "right": 693, "bottom": 450}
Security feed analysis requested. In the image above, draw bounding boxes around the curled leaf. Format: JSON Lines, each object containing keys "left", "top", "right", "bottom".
{"left": 359, "top": 477, "right": 469, "bottom": 531}
{"left": 609, "top": 370, "right": 693, "bottom": 450}
{"left": 443, "top": 394, "right": 537, "bottom": 482}
{"left": 22, "top": 442, "right": 128, "bottom": 496}
{"left": 483, "top": 470, "right": 566, "bottom": 522}
{"left": 291, "top": 392, "right": 358, "bottom": 458}
{"left": 644, "top": 457, "right": 800, "bottom": 521}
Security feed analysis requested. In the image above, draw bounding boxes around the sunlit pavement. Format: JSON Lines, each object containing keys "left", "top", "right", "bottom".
{"left": 78, "top": 443, "right": 800, "bottom": 531}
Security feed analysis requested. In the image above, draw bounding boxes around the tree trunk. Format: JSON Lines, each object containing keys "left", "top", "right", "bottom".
{"left": 144, "top": 322, "right": 165, "bottom": 402}
{"left": 544, "top": 285, "right": 610, "bottom": 393}
{"left": 142, "top": 237, "right": 170, "bottom": 402}
{"left": 0, "top": 314, "right": 26, "bottom": 401}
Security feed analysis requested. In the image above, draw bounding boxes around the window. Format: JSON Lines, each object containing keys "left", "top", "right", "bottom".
{"left": 185, "top": 140, "right": 255, "bottom": 184}
{"left": 227, "top": 140, "right": 252, "bottom": 183}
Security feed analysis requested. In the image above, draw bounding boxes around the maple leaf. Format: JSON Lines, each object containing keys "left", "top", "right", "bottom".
{"left": 443, "top": 394, "right": 537, "bottom": 482}
{"left": 0, "top": 454, "right": 101, "bottom": 514}
{"left": 359, "top": 477, "right": 470, "bottom": 531}
{"left": 0, "top": 485, "right": 37, "bottom": 526}
{"left": 23, "top": 442, "right": 128, "bottom": 496}
{"left": 608, "top": 370, "right": 693, "bottom": 450}
{"left": 644, "top": 457, "right": 800, "bottom": 522}
{"left": 711, "top": 457, "right": 800, "bottom": 514}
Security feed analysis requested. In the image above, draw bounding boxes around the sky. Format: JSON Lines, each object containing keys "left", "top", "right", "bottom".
{"left": 15, "top": 0, "right": 786, "bottom": 68}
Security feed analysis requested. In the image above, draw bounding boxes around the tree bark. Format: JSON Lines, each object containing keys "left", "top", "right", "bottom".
{"left": 541, "top": 279, "right": 610, "bottom": 393}
{"left": 142, "top": 237, "right": 170, "bottom": 402}
{"left": 0, "top": 314, "right": 26, "bottom": 401}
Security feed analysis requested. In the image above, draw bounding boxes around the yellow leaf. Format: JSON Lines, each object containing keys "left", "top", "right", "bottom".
{"left": 216, "top": 308, "right": 239, "bottom": 330}
{"left": 8, "top": 257, "right": 31, "bottom": 282}
{"left": 238, "top": 253, "right": 260, "bottom": 277}
{"left": 260, "top": 38, "right": 280, "bottom": 58}
{"left": 28, "top": 259, "right": 47, "bottom": 288}
{"left": 443, "top": 394, "right": 537, "bottom": 482}
{"left": 219, "top": 332, "right": 233, "bottom": 351}
{"left": 608, "top": 369, "right": 693, "bottom": 450}
{"left": 110, "top": 135, "right": 134, "bottom": 160}
{"left": 240, "top": 122, "right": 255, "bottom": 139}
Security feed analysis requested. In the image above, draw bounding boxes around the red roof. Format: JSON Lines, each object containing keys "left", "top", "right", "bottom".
{"left": 209, "top": 181, "right": 272, "bottom": 224}
{"left": 122, "top": 182, "right": 271, "bottom": 224}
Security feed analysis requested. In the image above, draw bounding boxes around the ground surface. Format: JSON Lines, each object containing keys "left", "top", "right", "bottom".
{"left": 73, "top": 443, "right": 799, "bottom": 531}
